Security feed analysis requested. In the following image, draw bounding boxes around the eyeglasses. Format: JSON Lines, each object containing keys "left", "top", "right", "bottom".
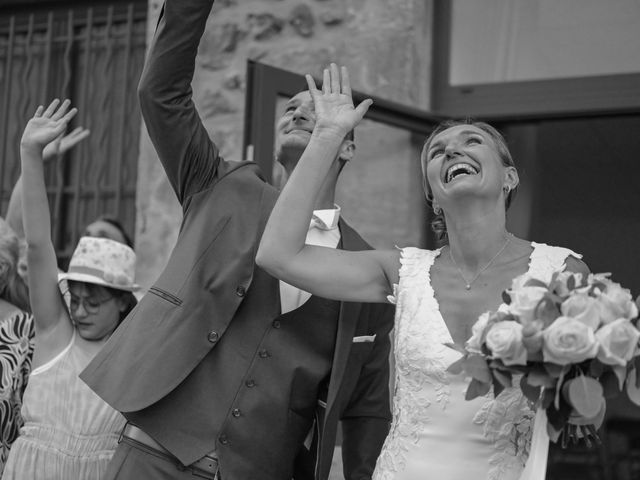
{"left": 69, "top": 294, "right": 114, "bottom": 314}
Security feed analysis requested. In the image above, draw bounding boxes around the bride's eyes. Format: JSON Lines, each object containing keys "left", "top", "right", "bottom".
{"left": 429, "top": 148, "right": 444, "bottom": 160}
{"left": 466, "top": 137, "right": 482, "bottom": 146}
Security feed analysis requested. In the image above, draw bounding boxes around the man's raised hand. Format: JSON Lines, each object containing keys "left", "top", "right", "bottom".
{"left": 305, "top": 63, "right": 372, "bottom": 139}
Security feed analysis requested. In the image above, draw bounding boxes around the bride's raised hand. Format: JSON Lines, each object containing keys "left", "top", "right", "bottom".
{"left": 21, "top": 99, "right": 78, "bottom": 154}
{"left": 305, "top": 63, "right": 372, "bottom": 139}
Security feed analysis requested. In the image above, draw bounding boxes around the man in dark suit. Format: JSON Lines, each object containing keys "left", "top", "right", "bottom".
{"left": 80, "top": 1, "right": 394, "bottom": 479}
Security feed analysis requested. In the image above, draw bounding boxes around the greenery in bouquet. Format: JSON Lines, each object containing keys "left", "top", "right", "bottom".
{"left": 447, "top": 270, "right": 640, "bottom": 446}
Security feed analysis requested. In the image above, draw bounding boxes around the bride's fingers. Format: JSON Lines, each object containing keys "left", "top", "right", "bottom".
{"left": 43, "top": 99, "right": 60, "bottom": 117}
{"left": 322, "top": 68, "right": 331, "bottom": 94}
{"left": 51, "top": 99, "right": 71, "bottom": 121}
{"left": 330, "top": 63, "right": 340, "bottom": 94}
{"left": 33, "top": 105, "right": 44, "bottom": 118}
{"left": 341, "top": 66, "right": 352, "bottom": 98}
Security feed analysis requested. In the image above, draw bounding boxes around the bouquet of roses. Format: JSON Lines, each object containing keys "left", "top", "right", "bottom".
{"left": 448, "top": 270, "right": 640, "bottom": 446}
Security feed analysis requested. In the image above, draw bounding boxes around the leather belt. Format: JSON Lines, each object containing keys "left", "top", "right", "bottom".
{"left": 121, "top": 424, "right": 220, "bottom": 478}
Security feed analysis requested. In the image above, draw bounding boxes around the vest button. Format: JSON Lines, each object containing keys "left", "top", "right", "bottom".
{"left": 235, "top": 285, "right": 246, "bottom": 297}
{"left": 258, "top": 349, "right": 269, "bottom": 358}
{"left": 219, "top": 434, "right": 228, "bottom": 445}
{"left": 207, "top": 331, "right": 219, "bottom": 343}
{"left": 245, "top": 379, "right": 256, "bottom": 388}
{"left": 272, "top": 320, "right": 281, "bottom": 329}
{"left": 232, "top": 408, "right": 241, "bottom": 418}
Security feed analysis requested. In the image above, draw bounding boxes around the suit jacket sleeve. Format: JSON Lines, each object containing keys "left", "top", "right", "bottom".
{"left": 340, "top": 303, "right": 394, "bottom": 479}
{"left": 137, "top": 0, "right": 220, "bottom": 206}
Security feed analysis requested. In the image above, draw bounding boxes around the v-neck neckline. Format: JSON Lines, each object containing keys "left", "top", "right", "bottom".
{"left": 427, "top": 242, "right": 539, "bottom": 346}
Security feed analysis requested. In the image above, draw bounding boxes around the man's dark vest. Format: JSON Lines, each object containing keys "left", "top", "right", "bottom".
{"left": 126, "top": 260, "right": 341, "bottom": 480}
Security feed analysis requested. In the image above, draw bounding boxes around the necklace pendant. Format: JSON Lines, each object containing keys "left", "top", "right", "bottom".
{"left": 465, "top": 284, "right": 471, "bottom": 290}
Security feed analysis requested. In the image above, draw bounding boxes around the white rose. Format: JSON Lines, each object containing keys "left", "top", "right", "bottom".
{"left": 485, "top": 321, "right": 528, "bottom": 366}
{"left": 561, "top": 293, "right": 601, "bottom": 330}
{"left": 596, "top": 281, "right": 638, "bottom": 323}
{"left": 507, "top": 285, "right": 547, "bottom": 325}
{"left": 466, "top": 312, "right": 490, "bottom": 354}
{"left": 542, "top": 316, "right": 599, "bottom": 365}
{"left": 510, "top": 273, "right": 534, "bottom": 291}
{"left": 595, "top": 318, "right": 640, "bottom": 366}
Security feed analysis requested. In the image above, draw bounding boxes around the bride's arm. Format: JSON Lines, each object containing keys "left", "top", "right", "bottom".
{"left": 256, "top": 64, "right": 397, "bottom": 303}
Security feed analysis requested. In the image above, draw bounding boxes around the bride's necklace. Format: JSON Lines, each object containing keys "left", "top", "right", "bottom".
{"left": 448, "top": 235, "right": 511, "bottom": 290}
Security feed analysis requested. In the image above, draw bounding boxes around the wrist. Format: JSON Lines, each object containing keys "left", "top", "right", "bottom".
{"left": 311, "top": 125, "right": 349, "bottom": 144}
{"left": 20, "top": 141, "right": 45, "bottom": 155}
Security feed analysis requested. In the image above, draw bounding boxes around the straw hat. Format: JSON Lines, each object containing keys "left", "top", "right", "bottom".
{"left": 58, "top": 236, "right": 139, "bottom": 292}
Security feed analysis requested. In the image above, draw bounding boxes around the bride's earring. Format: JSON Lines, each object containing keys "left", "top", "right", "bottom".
{"left": 433, "top": 202, "right": 442, "bottom": 215}
{"left": 503, "top": 185, "right": 511, "bottom": 195}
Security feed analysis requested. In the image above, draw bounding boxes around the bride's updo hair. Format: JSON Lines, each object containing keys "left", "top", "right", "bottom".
{"left": 420, "top": 119, "right": 518, "bottom": 242}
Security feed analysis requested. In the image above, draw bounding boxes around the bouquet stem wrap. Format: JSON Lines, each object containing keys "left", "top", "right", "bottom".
{"left": 519, "top": 408, "right": 549, "bottom": 480}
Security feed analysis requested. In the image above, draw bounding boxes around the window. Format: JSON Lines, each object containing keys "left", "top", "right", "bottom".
{"left": 432, "top": 0, "right": 640, "bottom": 118}
{"left": 0, "top": 1, "right": 146, "bottom": 263}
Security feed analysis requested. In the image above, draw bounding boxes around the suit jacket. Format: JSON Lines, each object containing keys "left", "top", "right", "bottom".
{"left": 80, "top": 1, "right": 393, "bottom": 479}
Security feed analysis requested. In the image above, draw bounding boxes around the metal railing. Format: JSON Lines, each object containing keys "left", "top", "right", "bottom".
{"left": 0, "top": 2, "right": 146, "bottom": 265}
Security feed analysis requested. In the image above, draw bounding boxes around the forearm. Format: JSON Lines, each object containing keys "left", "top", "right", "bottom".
{"left": 5, "top": 175, "right": 24, "bottom": 239}
{"left": 20, "top": 146, "right": 53, "bottom": 249}
{"left": 138, "top": 0, "right": 219, "bottom": 201}
{"left": 257, "top": 131, "right": 344, "bottom": 276}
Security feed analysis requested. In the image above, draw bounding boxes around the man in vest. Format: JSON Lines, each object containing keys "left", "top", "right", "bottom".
{"left": 81, "top": 1, "right": 394, "bottom": 479}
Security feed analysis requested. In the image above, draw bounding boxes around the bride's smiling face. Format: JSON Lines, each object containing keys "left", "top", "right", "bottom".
{"left": 421, "top": 124, "right": 517, "bottom": 209}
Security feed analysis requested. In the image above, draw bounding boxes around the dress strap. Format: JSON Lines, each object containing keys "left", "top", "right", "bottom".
{"left": 387, "top": 247, "right": 440, "bottom": 304}
{"left": 31, "top": 330, "right": 76, "bottom": 376}
{"left": 528, "top": 242, "right": 583, "bottom": 283}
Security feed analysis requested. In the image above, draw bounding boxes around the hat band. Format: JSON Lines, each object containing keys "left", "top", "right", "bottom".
{"left": 67, "top": 265, "right": 123, "bottom": 284}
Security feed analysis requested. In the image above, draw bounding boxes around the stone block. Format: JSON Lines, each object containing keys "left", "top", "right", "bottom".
{"left": 223, "top": 71, "right": 244, "bottom": 90}
{"left": 247, "top": 13, "right": 285, "bottom": 40}
{"left": 289, "top": 4, "right": 315, "bottom": 37}
{"left": 320, "top": 9, "right": 346, "bottom": 26}
{"left": 200, "top": 90, "right": 238, "bottom": 118}
{"left": 198, "top": 23, "right": 242, "bottom": 71}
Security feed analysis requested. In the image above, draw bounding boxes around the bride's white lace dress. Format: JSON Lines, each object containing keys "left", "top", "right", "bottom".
{"left": 374, "top": 242, "right": 580, "bottom": 480}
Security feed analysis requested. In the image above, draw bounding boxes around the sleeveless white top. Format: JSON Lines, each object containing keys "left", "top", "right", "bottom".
{"left": 374, "top": 242, "right": 580, "bottom": 480}
{"left": 3, "top": 331, "right": 125, "bottom": 479}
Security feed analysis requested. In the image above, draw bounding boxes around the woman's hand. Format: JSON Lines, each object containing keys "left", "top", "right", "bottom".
{"left": 21, "top": 99, "right": 78, "bottom": 153}
{"left": 42, "top": 126, "right": 90, "bottom": 162}
{"left": 306, "top": 63, "right": 372, "bottom": 140}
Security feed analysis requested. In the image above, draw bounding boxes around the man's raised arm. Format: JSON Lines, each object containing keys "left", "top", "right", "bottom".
{"left": 138, "top": 0, "right": 219, "bottom": 205}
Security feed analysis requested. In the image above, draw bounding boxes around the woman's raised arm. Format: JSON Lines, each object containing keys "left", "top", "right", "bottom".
{"left": 20, "top": 100, "right": 76, "bottom": 344}
{"left": 256, "top": 64, "right": 397, "bottom": 303}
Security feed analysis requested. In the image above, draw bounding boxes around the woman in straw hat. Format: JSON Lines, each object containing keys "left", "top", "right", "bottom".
{"left": 3, "top": 99, "right": 138, "bottom": 479}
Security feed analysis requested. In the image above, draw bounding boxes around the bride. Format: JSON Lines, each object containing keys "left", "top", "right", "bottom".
{"left": 256, "top": 64, "right": 589, "bottom": 480}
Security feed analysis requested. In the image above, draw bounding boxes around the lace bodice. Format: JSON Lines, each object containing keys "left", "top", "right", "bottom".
{"left": 374, "top": 242, "right": 580, "bottom": 480}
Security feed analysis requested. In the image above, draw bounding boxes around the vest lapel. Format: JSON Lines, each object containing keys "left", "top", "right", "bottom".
{"left": 325, "top": 219, "right": 365, "bottom": 412}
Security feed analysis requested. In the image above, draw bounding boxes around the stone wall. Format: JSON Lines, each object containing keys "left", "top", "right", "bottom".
{"left": 135, "top": 0, "right": 433, "bottom": 287}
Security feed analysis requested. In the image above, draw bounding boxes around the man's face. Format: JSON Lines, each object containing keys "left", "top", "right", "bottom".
{"left": 274, "top": 91, "right": 316, "bottom": 161}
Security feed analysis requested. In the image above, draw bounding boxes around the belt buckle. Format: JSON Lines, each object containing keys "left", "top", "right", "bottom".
{"left": 118, "top": 423, "right": 127, "bottom": 444}
{"left": 190, "top": 454, "right": 219, "bottom": 480}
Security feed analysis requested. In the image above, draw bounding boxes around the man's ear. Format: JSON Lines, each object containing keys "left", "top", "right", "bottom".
{"left": 338, "top": 139, "right": 355, "bottom": 162}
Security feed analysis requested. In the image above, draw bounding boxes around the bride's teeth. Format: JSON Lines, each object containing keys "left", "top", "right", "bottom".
{"left": 446, "top": 163, "right": 478, "bottom": 183}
